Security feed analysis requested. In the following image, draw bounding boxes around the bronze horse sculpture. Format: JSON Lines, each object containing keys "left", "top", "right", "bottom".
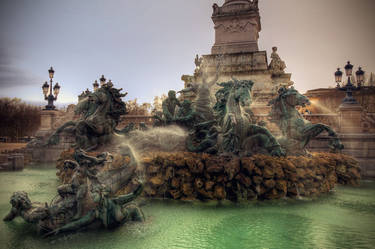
{"left": 47, "top": 83, "right": 128, "bottom": 151}
{"left": 187, "top": 78, "right": 284, "bottom": 156}
{"left": 268, "top": 87, "right": 344, "bottom": 155}
{"left": 214, "top": 78, "right": 284, "bottom": 156}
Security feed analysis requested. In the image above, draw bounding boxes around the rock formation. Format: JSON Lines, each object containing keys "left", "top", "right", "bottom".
{"left": 140, "top": 152, "right": 360, "bottom": 201}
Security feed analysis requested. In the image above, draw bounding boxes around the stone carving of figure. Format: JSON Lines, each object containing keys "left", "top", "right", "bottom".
{"left": 251, "top": 0, "right": 259, "bottom": 9}
{"left": 194, "top": 54, "right": 204, "bottom": 77}
{"left": 3, "top": 191, "right": 49, "bottom": 223}
{"left": 212, "top": 3, "right": 220, "bottom": 15}
{"left": 269, "top": 47, "right": 286, "bottom": 76}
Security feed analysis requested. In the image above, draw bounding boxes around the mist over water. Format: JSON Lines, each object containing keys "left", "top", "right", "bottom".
{"left": 112, "top": 126, "right": 188, "bottom": 181}
{"left": 125, "top": 125, "right": 188, "bottom": 153}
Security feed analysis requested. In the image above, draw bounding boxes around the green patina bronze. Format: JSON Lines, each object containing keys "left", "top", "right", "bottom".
{"left": 187, "top": 78, "right": 284, "bottom": 157}
{"left": 268, "top": 87, "right": 344, "bottom": 155}
{"left": 3, "top": 148, "right": 143, "bottom": 236}
{"left": 47, "top": 83, "right": 128, "bottom": 151}
{"left": 44, "top": 183, "right": 144, "bottom": 237}
{"left": 153, "top": 90, "right": 182, "bottom": 126}
{"left": 175, "top": 100, "right": 197, "bottom": 128}
{"left": 214, "top": 78, "right": 284, "bottom": 156}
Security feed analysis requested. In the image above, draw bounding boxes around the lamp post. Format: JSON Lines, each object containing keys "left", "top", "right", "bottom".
{"left": 100, "top": 75, "right": 106, "bottom": 86}
{"left": 93, "top": 80, "right": 99, "bottom": 91}
{"left": 42, "top": 66, "right": 60, "bottom": 110}
{"left": 335, "top": 61, "right": 363, "bottom": 105}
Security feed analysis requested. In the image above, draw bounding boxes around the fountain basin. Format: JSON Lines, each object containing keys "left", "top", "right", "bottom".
{"left": 57, "top": 150, "right": 361, "bottom": 201}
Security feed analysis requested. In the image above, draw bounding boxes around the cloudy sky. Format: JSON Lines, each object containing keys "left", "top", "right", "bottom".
{"left": 0, "top": 0, "right": 374, "bottom": 105}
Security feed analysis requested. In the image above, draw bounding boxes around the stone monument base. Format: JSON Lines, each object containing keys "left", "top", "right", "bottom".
{"left": 212, "top": 41, "right": 259, "bottom": 55}
{"left": 182, "top": 51, "right": 293, "bottom": 114}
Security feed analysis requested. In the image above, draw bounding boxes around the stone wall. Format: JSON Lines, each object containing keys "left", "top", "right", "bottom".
{"left": 0, "top": 153, "right": 24, "bottom": 171}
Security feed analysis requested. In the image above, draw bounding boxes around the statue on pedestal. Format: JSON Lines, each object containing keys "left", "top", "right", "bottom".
{"left": 153, "top": 90, "right": 181, "bottom": 126}
{"left": 269, "top": 47, "right": 286, "bottom": 76}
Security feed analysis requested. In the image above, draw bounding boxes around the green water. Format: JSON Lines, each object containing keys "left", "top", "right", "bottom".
{"left": 0, "top": 166, "right": 374, "bottom": 249}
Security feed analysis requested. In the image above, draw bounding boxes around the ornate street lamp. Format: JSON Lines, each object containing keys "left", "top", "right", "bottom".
{"left": 42, "top": 66, "right": 61, "bottom": 110}
{"left": 100, "top": 75, "right": 106, "bottom": 86}
{"left": 335, "top": 61, "right": 362, "bottom": 105}
{"left": 344, "top": 61, "right": 353, "bottom": 77}
{"left": 53, "top": 83, "right": 60, "bottom": 97}
{"left": 355, "top": 67, "right": 365, "bottom": 87}
{"left": 93, "top": 80, "right": 99, "bottom": 91}
{"left": 42, "top": 81, "right": 49, "bottom": 96}
{"left": 48, "top": 66, "right": 55, "bottom": 79}
{"left": 335, "top": 68, "right": 343, "bottom": 88}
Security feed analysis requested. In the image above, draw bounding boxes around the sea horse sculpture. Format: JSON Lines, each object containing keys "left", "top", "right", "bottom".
{"left": 44, "top": 183, "right": 144, "bottom": 237}
{"left": 268, "top": 87, "right": 344, "bottom": 155}
{"left": 213, "top": 78, "right": 284, "bottom": 156}
{"left": 46, "top": 82, "right": 128, "bottom": 151}
{"left": 4, "top": 148, "right": 143, "bottom": 236}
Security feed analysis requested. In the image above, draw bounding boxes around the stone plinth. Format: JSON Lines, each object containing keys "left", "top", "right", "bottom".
{"left": 0, "top": 154, "right": 24, "bottom": 171}
{"left": 339, "top": 103, "right": 363, "bottom": 133}
{"left": 27, "top": 109, "right": 76, "bottom": 164}
{"left": 36, "top": 110, "right": 59, "bottom": 138}
{"left": 212, "top": 0, "right": 261, "bottom": 54}
{"left": 191, "top": 52, "right": 293, "bottom": 110}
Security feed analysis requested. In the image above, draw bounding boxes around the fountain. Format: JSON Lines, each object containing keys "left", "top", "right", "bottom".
{"left": 2, "top": 0, "right": 363, "bottom": 239}
{"left": 3, "top": 75, "right": 362, "bottom": 236}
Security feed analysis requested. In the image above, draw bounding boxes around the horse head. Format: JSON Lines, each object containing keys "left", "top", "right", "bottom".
{"left": 231, "top": 78, "right": 254, "bottom": 107}
{"left": 75, "top": 97, "right": 88, "bottom": 115}
{"left": 280, "top": 86, "right": 310, "bottom": 108}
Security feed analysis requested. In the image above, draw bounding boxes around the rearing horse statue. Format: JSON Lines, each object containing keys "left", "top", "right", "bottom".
{"left": 47, "top": 84, "right": 128, "bottom": 151}
{"left": 268, "top": 87, "right": 344, "bottom": 156}
{"left": 214, "top": 78, "right": 284, "bottom": 156}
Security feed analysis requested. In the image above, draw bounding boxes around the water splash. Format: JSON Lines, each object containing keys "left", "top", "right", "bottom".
{"left": 125, "top": 125, "right": 188, "bottom": 153}
{"left": 295, "top": 183, "right": 302, "bottom": 200}
{"left": 113, "top": 125, "right": 188, "bottom": 182}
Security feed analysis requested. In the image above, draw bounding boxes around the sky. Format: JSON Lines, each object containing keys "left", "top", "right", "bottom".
{"left": 0, "top": 0, "right": 374, "bottom": 106}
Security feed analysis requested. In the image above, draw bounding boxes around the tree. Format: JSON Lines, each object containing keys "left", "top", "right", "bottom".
{"left": 0, "top": 98, "right": 41, "bottom": 141}
{"left": 125, "top": 99, "right": 151, "bottom": 115}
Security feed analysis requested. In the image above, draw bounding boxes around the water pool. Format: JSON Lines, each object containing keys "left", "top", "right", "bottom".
{"left": 0, "top": 165, "right": 374, "bottom": 249}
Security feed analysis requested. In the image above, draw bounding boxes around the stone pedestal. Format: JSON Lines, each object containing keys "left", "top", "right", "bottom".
{"left": 211, "top": 0, "right": 261, "bottom": 54}
{"left": 339, "top": 103, "right": 363, "bottom": 133}
{"left": 36, "top": 110, "right": 59, "bottom": 138}
{"left": 181, "top": 0, "right": 293, "bottom": 115}
{"left": 28, "top": 109, "right": 76, "bottom": 163}
{"left": 186, "top": 52, "right": 293, "bottom": 113}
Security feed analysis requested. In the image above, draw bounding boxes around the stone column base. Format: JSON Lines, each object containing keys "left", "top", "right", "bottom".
{"left": 211, "top": 41, "right": 259, "bottom": 55}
